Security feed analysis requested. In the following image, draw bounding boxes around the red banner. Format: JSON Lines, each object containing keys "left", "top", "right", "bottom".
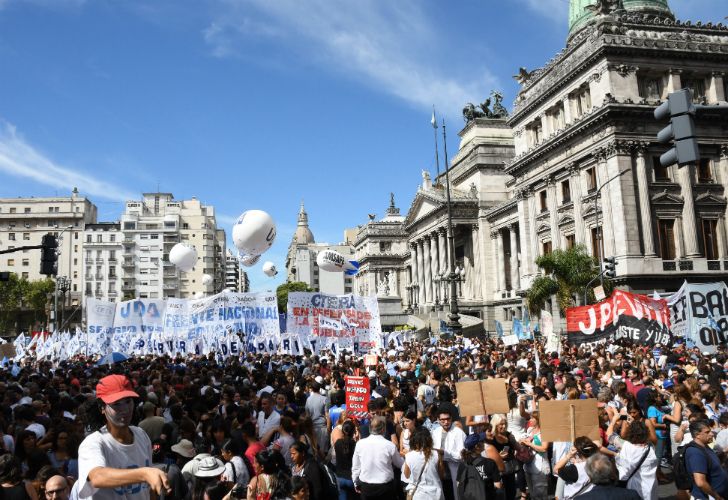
{"left": 566, "top": 290, "right": 671, "bottom": 347}
{"left": 345, "top": 375, "right": 370, "bottom": 420}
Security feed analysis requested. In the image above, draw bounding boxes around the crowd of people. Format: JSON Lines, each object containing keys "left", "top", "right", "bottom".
{"left": 0, "top": 335, "right": 727, "bottom": 500}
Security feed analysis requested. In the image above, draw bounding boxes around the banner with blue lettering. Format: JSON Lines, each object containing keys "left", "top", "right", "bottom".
{"left": 85, "top": 291, "right": 279, "bottom": 358}
{"left": 286, "top": 292, "right": 382, "bottom": 354}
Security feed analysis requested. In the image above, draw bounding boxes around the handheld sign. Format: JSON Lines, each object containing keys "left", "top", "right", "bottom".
{"left": 364, "top": 354, "right": 378, "bottom": 366}
{"left": 538, "top": 399, "right": 600, "bottom": 443}
{"left": 456, "top": 378, "right": 509, "bottom": 416}
{"left": 345, "top": 375, "right": 370, "bottom": 420}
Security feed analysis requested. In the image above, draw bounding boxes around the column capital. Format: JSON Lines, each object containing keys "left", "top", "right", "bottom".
{"left": 634, "top": 141, "right": 650, "bottom": 156}
{"left": 437, "top": 226, "right": 447, "bottom": 236}
{"left": 669, "top": 68, "right": 683, "bottom": 75}
{"left": 508, "top": 222, "right": 518, "bottom": 231}
{"left": 567, "top": 162, "right": 579, "bottom": 175}
{"left": 607, "top": 64, "right": 639, "bottom": 77}
{"left": 593, "top": 147, "right": 608, "bottom": 163}
{"left": 545, "top": 175, "right": 556, "bottom": 187}
{"left": 712, "top": 71, "right": 726, "bottom": 78}
{"left": 605, "top": 139, "right": 635, "bottom": 158}
{"left": 471, "top": 223, "right": 479, "bottom": 232}
{"left": 720, "top": 144, "right": 728, "bottom": 159}
{"left": 490, "top": 231, "right": 498, "bottom": 240}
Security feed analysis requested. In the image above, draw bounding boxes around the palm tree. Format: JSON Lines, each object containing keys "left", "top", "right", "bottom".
{"left": 525, "top": 245, "right": 604, "bottom": 314}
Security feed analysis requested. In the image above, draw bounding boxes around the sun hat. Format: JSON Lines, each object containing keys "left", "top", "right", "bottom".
{"left": 95, "top": 375, "right": 139, "bottom": 404}
{"left": 194, "top": 456, "right": 226, "bottom": 477}
{"left": 171, "top": 439, "right": 196, "bottom": 458}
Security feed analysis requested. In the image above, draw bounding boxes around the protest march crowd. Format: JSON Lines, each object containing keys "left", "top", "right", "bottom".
{"left": 1, "top": 332, "right": 728, "bottom": 500}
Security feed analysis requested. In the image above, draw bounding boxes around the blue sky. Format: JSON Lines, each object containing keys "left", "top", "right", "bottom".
{"left": 0, "top": 0, "right": 724, "bottom": 291}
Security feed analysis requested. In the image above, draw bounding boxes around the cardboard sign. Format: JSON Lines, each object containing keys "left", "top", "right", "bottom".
{"left": 539, "top": 399, "right": 600, "bottom": 443}
{"left": 481, "top": 378, "right": 510, "bottom": 415}
{"left": 456, "top": 378, "right": 509, "bottom": 416}
{"left": 364, "top": 354, "right": 378, "bottom": 366}
{"left": 0, "top": 344, "right": 16, "bottom": 359}
{"left": 345, "top": 375, "right": 370, "bottom": 420}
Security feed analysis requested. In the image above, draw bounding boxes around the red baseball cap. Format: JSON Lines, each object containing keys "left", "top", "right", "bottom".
{"left": 96, "top": 375, "right": 139, "bottom": 404}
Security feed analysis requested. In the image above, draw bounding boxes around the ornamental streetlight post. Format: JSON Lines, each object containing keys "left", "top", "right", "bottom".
{"left": 441, "top": 120, "right": 462, "bottom": 336}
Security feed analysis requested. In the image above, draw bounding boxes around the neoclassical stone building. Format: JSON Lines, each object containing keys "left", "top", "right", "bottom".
{"left": 353, "top": 0, "right": 728, "bottom": 334}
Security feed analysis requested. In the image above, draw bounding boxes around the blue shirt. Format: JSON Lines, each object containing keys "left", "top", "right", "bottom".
{"left": 329, "top": 405, "right": 345, "bottom": 429}
{"left": 647, "top": 406, "right": 667, "bottom": 439}
{"left": 685, "top": 444, "right": 728, "bottom": 499}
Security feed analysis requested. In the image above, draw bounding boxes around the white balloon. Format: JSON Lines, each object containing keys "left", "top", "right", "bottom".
{"left": 193, "top": 291, "right": 204, "bottom": 299}
{"left": 316, "top": 249, "right": 360, "bottom": 275}
{"left": 239, "top": 253, "right": 261, "bottom": 267}
{"left": 232, "top": 210, "right": 276, "bottom": 256}
{"left": 262, "top": 261, "right": 278, "bottom": 277}
{"left": 169, "top": 243, "right": 198, "bottom": 272}
{"left": 202, "top": 274, "right": 213, "bottom": 286}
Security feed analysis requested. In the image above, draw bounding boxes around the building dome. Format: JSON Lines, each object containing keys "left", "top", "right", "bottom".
{"left": 568, "top": 0, "right": 673, "bottom": 41}
{"left": 293, "top": 201, "right": 315, "bottom": 245}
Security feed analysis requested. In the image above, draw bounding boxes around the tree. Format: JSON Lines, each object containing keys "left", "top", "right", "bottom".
{"left": 0, "top": 273, "right": 23, "bottom": 334}
{"left": 23, "top": 279, "right": 55, "bottom": 326}
{"left": 276, "top": 281, "right": 312, "bottom": 314}
{"left": 0, "top": 275, "right": 55, "bottom": 334}
{"left": 525, "top": 245, "right": 605, "bottom": 314}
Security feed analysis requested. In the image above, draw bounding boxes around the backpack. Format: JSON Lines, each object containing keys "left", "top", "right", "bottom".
{"left": 318, "top": 461, "right": 340, "bottom": 500}
{"left": 672, "top": 441, "right": 709, "bottom": 490}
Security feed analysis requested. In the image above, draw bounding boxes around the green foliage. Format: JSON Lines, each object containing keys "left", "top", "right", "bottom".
{"left": 525, "top": 245, "right": 604, "bottom": 314}
{"left": 276, "top": 281, "right": 312, "bottom": 314}
{"left": 0, "top": 275, "right": 55, "bottom": 333}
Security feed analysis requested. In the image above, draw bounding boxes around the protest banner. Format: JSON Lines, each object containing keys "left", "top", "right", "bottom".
{"left": 286, "top": 292, "right": 382, "bottom": 354}
{"left": 502, "top": 334, "right": 519, "bottom": 346}
{"left": 364, "top": 354, "right": 378, "bottom": 366}
{"left": 668, "top": 281, "right": 728, "bottom": 353}
{"left": 542, "top": 310, "right": 558, "bottom": 354}
{"left": 456, "top": 378, "right": 509, "bottom": 416}
{"left": 345, "top": 375, "right": 370, "bottom": 420}
{"left": 566, "top": 290, "right": 671, "bottom": 348}
{"left": 539, "top": 399, "right": 600, "bottom": 442}
{"left": 84, "top": 291, "right": 279, "bottom": 358}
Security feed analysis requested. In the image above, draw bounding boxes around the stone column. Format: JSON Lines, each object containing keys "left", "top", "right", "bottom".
{"left": 710, "top": 72, "right": 725, "bottom": 102}
{"left": 509, "top": 224, "right": 520, "bottom": 292}
{"left": 491, "top": 232, "right": 501, "bottom": 294}
{"left": 547, "top": 177, "right": 560, "bottom": 249}
{"left": 677, "top": 164, "right": 700, "bottom": 257}
{"left": 594, "top": 148, "right": 616, "bottom": 256}
{"left": 527, "top": 189, "right": 539, "bottom": 266}
{"left": 423, "top": 237, "right": 432, "bottom": 306}
{"left": 409, "top": 243, "right": 418, "bottom": 300}
{"left": 635, "top": 143, "right": 657, "bottom": 256}
{"left": 718, "top": 216, "right": 727, "bottom": 260}
{"left": 721, "top": 146, "right": 728, "bottom": 241}
{"left": 568, "top": 163, "right": 585, "bottom": 244}
{"left": 430, "top": 233, "right": 440, "bottom": 302}
{"left": 667, "top": 69, "right": 682, "bottom": 93}
{"left": 605, "top": 141, "right": 641, "bottom": 257}
{"left": 497, "top": 230, "right": 507, "bottom": 292}
{"left": 562, "top": 96, "right": 572, "bottom": 126}
{"left": 471, "top": 224, "right": 483, "bottom": 299}
{"left": 416, "top": 240, "right": 426, "bottom": 306}
{"left": 675, "top": 216, "right": 685, "bottom": 259}
{"left": 516, "top": 190, "right": 531, "bottom": 277}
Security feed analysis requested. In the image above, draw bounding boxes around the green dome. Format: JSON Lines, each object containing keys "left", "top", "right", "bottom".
{"left": 568, "top": 0, "right": 674, "bottom": 40}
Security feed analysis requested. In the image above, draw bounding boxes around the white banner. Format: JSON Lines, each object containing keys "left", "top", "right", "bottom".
{"left": 542, "top": 310, "right": 558, "bottom": 353}
{"left": 285, "top": 293, "right": 382, "bottom": 354}
{"left": 668, "top": 281, "right": 728, "bottom": 353}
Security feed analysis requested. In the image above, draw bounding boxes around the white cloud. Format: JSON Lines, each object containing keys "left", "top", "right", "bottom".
{"left": 0, "top": 120, "right": 137, "bottom": 202}
{"left": 203, "top": 0, "right": 498, "bottom": 114}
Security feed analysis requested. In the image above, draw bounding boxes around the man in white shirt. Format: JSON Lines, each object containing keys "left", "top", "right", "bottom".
{"left": 431, "top": 404, "right": 466, "bottom": 500}
{"left": 352, "top": 416, "right": 404, "bottom": 500}
{"left": 256, "top": 392, "right": 280, "bottom": 439}
{"left": 77, "top": 374, "right": 170, "bottom": 500}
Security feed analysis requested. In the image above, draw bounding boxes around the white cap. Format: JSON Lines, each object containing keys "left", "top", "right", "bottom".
{"left": 368, "top": 370, "right": 377, "bottom": 378}
{"left": 314, "top": 376, "right": 324, "bottom": 384}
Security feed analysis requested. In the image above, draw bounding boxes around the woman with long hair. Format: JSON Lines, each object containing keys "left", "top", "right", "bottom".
{"left": 334, "top": 420, "right": 358, "bottom": 500}
{"left": 296, "top": 416, "right": 321, "bottom": 461}
{"left": 289, "top": 441, "right": 324, "bottom": 500}
{"left": 403, "top": 427, "right": 444, "bottom": 500}
{"left": 14, "top": 430, "right": 38, "bottom": 477}
{"left": 553, "top": 436, "right": 599, "bottom": 500}
{"left": 618, "top": 403, "right": 657, "bottom": 445}
{"left": 247, "top": 449, "right": 288, "bottom": 500}
{"left": 520, "top": 411, "right": 550, "bottom": 500}
{"left": 0, "top": 454, "right": 37, "bottom": 500}
{"left": 484, "top": 414, "right": 518, "bottom": 500}
{"left": 399, "top": 409, "right": 417, "bottom": 457}
{"left": 220, "top": 439, "right": 250, "bottom": 491}
{"left": 46, "top": 429, "right": 79, "bottom": 480}
{"left": 616, "top": 421, "right": 658, "bottom": 500}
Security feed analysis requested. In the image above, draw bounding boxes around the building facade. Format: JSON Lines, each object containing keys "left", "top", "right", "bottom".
{"left": 0, "top": 189, "right": 98, "bottom": 310}
{"left": 120, "top": 193, "right": 226, "bottom": 300}
{"left": 354, "top": 0, "right": 728, "bottom": 334}
{"left": 285, "top": 203, "right": 356, "bottom": 294}
{"left": 225, "top": 249, "right": 250, "bottom": 292}
{"left": 83, "top": 222, "right": 123, "bottom": 302}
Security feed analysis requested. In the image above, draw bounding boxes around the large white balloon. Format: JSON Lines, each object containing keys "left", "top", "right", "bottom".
{"left": 262, "top": 261, "right": 278, "bottom": 277}
{"left": 316, "top": 249, "right": 360, "bottom": 275}
{"left": 169, "top": 243, "right": 198, "bottom": 272}
{"left": 202, "top": 274, "right": 213, "bottom": 286}
{"left": 239, "top": 253, "right": 261, "bottom": 267}
{"left": 232, "top": 210, "right": 276, "bottom": 256}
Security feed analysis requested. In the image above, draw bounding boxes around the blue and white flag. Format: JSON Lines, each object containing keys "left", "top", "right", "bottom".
{"left": 495, "top": 320, "right": 504, "bottom": 338}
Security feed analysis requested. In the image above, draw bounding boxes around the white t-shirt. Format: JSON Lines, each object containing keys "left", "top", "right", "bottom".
{"left": 77, "top": 426, "right": 152, "bottom": 500}
{"left": 222, "top": 456, "right": 249, "bottom": 489}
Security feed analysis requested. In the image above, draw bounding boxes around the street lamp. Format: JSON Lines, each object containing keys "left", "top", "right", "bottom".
{"left": 441, "top": 120, "right": 462, "bottom": 336}
{"left": 593, "top": 169, "right": 630, "bottom": 289}
{"left": 57, "top": 276, "right": 71, "bottom": 331}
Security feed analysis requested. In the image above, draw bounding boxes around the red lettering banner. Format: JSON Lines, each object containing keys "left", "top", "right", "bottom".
{"left": 345, "top": 375, "right": 370, "bottom": 420}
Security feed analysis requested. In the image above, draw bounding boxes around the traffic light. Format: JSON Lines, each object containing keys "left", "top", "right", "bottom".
{"left": 603, "top": 257, "right": 617, "bottom": 279}
{"left": 654, "top": 89, "right": 700, "bottom": 168}
{"left": 40, "top": 233, "right": 58, "bottom": 276}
